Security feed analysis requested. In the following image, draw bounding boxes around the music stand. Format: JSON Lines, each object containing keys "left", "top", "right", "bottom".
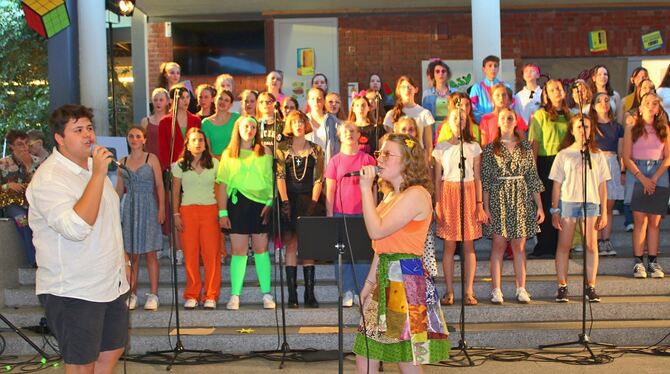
{"left": 297, "top": 216, "right": 373, "bottom": 374}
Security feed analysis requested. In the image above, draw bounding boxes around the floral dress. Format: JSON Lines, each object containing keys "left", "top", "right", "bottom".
{"left": 481, "top": 140, "right": 544, "bottom": 239}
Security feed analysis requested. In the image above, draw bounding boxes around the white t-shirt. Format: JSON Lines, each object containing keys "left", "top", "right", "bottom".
{"left": 513, "top": 86, "right": 543, "bottom": 124}
{"left": 549, "top": 148, "right": 611, "bottom": 204}
{"left": 383, "top": 104, "right": 435, "bottom": 147}
{"left": 432, "top": 141, "right": 482, "bottom": 182}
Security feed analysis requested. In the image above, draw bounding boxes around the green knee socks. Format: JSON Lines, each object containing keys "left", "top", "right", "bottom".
{"left": 230, "top": 255, "right": 248, "bottom": 296}
{"left": 254, "top": 251, "right": 272, "bottom": 294}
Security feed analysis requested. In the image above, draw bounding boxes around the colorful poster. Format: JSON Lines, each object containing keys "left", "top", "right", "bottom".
{"left": 589, "top": 30, "right": 607, "bottom": 53}
{"left": 297, "top": 48, "right": 315, "bottom": 76}
{"left": 291, "top": 81, "right": 306, "bottom": 100}
{"left": 642, "top": 31, "right": 664, "bottom": 52}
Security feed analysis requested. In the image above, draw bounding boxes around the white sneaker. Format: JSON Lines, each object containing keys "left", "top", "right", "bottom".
{"left": 127, "top": 293, "right": 137, "bottom": 310}
{"left": 633, "top": 262, "right": 647, "bottom": 278}
{"left": 144, "top": 293, "right": 159, "bottom": 311}
{"left": 227, "top": 295, "right": 240, "bottom": 310}
{"left": 342, "top": 291, "right": 354, "bottom": 307}
{"left": 490, "top": 288, "right": 504, "bottom": 304}
{"left": 203, "top": 299, "right": 217, "bottom": 309}
{"left": 516, "top": 287, "right": 531, "bottom": 304}
{"left": 175, "top": 250, "right": 184, "bottom": 265}
{"left": 649, "top": 262, "right": 665, "bottom": 278}
{"left": 625, "top": 223, "right": 634, "bottom": 232}
{"left": 184, "top": 298, "right": 198, "bottom": 309}
{"left": 263, "top": 294, "right": 276, "bottom": 309}
{"left": 454, "top": 254, "right": 461, "bottom": 261}
{"left": 573, "top": 245, "right": 583, "bottom": 253}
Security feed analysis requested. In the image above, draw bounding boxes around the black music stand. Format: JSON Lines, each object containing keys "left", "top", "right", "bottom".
{"left": 297, "top": 216, "right": 373, "bottom": 374}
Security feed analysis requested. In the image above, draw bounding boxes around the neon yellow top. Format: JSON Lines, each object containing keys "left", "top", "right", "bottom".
{"left": 216, "top": 149, "right": 273, "bottom": 206}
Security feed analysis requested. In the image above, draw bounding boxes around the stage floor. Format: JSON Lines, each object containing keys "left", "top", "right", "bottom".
{"left": 10, "top": 349, "right": 669, "bottom": 373}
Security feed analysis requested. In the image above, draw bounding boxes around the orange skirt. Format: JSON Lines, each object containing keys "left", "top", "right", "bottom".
{"left": 436, "top": 180, "right": 482, "bottom": 241}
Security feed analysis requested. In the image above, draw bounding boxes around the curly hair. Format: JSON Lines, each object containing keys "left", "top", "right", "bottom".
{"left": 377, "top": 133, "right": 433, "bottom": 195}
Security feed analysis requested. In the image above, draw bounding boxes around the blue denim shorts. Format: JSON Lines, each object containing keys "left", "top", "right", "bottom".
{"left": 560, "top": 201, "right": 600, "bottom": 219}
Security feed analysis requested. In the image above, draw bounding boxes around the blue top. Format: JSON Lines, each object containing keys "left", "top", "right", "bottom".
{"left": 594, "top": 121, "right": 624, "bottom": 153}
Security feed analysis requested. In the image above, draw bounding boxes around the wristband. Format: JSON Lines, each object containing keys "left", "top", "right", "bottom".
{"left": 219, "top": 209, "right": 228, "bottom": 218}
{"left": 620, "top": 171, "right": 626, "bottom": 175}
{"left": 549, "top": 207, "right": 561, "bottom": 215}
{"left": 634, "top": 171, "right": 640, "bottom": 177}
{"left": 173, "top": 213, "right": 181, "bottom": 216}
{"left": 365, "top": 279, "right": 376, "bottom": 286}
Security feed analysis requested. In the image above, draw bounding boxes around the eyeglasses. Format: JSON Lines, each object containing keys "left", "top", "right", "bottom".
{"left": 374, "top": 150, "right": 401, "bottom": 160}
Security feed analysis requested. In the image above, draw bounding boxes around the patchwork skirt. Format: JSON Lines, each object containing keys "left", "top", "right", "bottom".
{"left": 352, "top": 253, "right": 450, "bottom": 364}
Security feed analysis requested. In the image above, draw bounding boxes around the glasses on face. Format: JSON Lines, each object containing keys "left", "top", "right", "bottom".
{"left": 374, "top": 150, "right": 402, "bottom": 160}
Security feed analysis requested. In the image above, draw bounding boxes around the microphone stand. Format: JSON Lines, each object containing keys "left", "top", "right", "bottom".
{"left": 448, "top": 101, "right": 490, "bottom": 366}
{"left": 538, "top": 84, "right": 614, "bottom": 360}
{"left": 140, "top": 88, "right": 228, "bottom": 369}
{"left": 254, "top": 103, "right": 314, "bottom": 369}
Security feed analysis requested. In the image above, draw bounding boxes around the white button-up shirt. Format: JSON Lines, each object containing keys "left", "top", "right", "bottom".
{"left": 26, "top": 149, "right": 129, "bottom": 302}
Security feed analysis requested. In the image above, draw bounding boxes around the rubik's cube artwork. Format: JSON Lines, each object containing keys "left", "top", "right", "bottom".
{"left": 21, "top": 0, "right": 71, "bottom": 39}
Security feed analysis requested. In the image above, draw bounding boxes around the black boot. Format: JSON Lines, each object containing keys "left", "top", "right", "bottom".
{"left": 303, "top": 266, "right": 319, "bottom": 308}
{"left": 285, "top": 266, "right": 299, "bottom": 308}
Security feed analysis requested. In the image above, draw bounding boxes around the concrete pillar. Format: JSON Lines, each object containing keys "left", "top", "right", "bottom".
{"left": 77, "top": 0, "right": 109, "bottom": 135}
{"left": 471, "top": 0, "right": 502, "bottom": 82}
{"left": 131, "top": 8, "right": 149, "bottom": 123}
{"left": 48, "top": 0, "right": 79, "bottom": 112}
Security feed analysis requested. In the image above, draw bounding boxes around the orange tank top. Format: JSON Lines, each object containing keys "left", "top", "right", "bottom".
{"left": 372, "top": 186, "right": 432, "bottom": 256}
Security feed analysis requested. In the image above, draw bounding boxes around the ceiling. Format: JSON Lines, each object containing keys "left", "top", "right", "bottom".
{"left": 136, "top": 0, "right": 668, "bottom": 21}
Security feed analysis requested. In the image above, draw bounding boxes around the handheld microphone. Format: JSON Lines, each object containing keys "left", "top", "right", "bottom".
{"left": 274, "top": 101, "right": 281, "bottom": 111}
{"left": 90, "top": 144, "right": 127, "bottom": 170}
{"left": 344, "top": 166, "right": 379, "bottom": 177}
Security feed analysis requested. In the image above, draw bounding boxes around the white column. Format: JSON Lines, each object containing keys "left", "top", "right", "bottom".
{"left": 77, "top": 0, "right": 109, "bottom": 135}
{"left": 131, "top": 8, "right": 149, "bottom": 123}
{"left": 471, "top": 0, "right": 501, "bottom": 83}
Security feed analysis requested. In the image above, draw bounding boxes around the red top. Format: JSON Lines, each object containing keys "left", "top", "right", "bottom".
{"left": 158, "top": 112, "right": 201, "bottom": 170}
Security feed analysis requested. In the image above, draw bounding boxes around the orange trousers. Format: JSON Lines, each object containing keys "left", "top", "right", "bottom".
{"left": 179, "top": 204, "right": 221, "bottom": 301}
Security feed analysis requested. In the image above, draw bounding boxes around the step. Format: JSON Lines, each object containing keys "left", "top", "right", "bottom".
{"left": 3, "top": 296, "right": 669, "bottom": 331}
{"left": 16, "top": 257, "right": 669, "bottom": 287}
{"left": 6, "top": 275, "right": 669, "bottom": 307}
{"left": 3, "top": 320, "right": 669, "bottom": 356}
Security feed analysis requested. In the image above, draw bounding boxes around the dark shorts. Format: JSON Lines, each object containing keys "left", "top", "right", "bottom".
{"left": 38, "top": 293, "right": 129, "bottom": 365}
{"left": 225, "top": 192, "right": 269, "bottom": 235}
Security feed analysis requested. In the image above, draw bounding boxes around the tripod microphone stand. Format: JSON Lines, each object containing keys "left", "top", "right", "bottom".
{"left": 254, "top": 101, "right": 317, "bottom": 369}
{"left": 538, "top": 83, "right": 614, "bottom": 361}
{"left": 448, "top": 100, "right": 491, "bottom": 366}
{"left": 0, "top": 313, "right": 50, "bottom": 360}
{"left": 139, "top": 87, "right": 228, "bottom": 369}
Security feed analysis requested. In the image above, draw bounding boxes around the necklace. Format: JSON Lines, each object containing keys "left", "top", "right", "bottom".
{"left": 291, "top": 154, "right": 309, "bottom": 181}
{"left": 291, "top": 141, "right": 309, "bottom": 181}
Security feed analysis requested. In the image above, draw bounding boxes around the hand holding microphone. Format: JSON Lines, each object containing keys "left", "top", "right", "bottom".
{"left": 90, "top": 144, "right": 127, "bottom": 175}
{"left": 356, "top": 165, "right": 379, "bottom": 191}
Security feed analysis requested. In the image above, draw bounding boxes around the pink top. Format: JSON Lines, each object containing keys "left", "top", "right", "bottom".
{"left": 632, "top": 125, "right": 665, "bottom": 160}
{"left": 479, "top": 111, "right": 528, "bottom": 146}
{"left": 324, "top": 151, "right": 376, "bottom": 214}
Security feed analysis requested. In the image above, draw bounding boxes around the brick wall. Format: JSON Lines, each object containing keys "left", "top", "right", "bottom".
{"left": 146, "top": 7, "right": 670, "bottom": 98}
{"left": 338, "top": 8, "right": 670, "bottom": 95}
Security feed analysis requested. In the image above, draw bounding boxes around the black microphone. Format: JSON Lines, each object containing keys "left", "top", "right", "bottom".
{"left": 344, "top": 166, "right": 379, "bottom": 177}
{"left": 274, "top": 101, "right": 281, "bottom": 111}
{"left": 90, "top": 144, "right": 127, "bottom": 170}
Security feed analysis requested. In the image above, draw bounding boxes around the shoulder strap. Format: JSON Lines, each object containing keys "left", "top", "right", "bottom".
{"left": 145, "top": 153, "right": 150, "bottom": 163}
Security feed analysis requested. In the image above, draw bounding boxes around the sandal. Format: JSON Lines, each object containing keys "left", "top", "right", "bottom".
{"left": 464, "top": 294, "right": 478, "bottom": 306}
{"left": 440, "top": 293, "right": 454, "bottom": 306}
